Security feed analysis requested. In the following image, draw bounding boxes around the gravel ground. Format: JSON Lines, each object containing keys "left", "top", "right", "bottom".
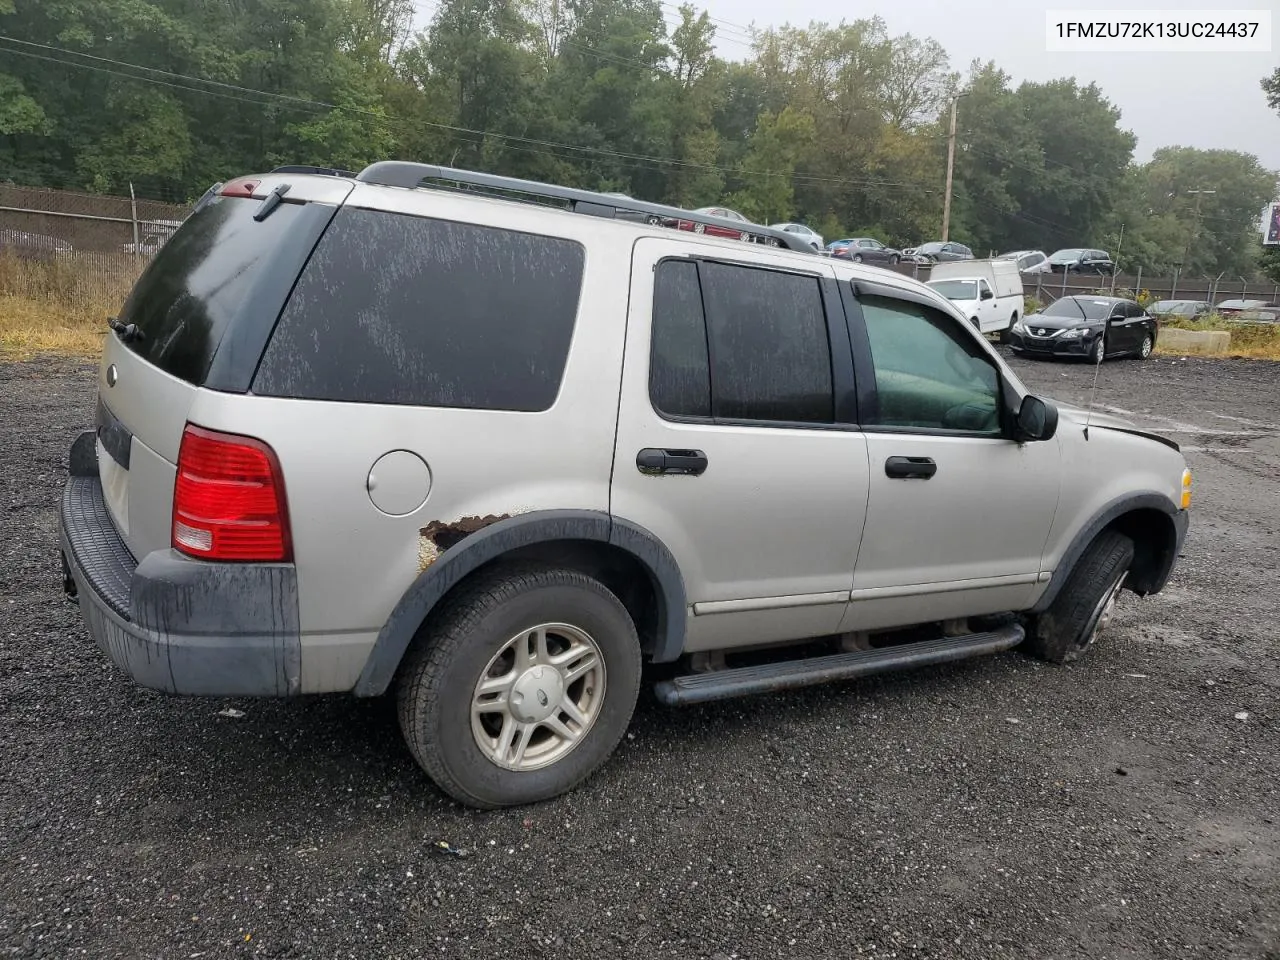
{"left": 2, "top": 350, "right": 1278, "bottom": 960}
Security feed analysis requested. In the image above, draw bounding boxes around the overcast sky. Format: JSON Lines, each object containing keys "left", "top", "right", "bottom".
{"left": 694, "top": 0, "right": 1279, "bottom": 174}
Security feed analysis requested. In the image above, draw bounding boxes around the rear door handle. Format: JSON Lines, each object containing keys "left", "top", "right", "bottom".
{"left": 637, "top": 448, "right": 708, "bottom": 476}
{"left": 885, "top": 456, "right": 936, "bottom": 480}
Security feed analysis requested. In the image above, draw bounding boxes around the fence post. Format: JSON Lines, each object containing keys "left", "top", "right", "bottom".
{"left": 129, "top": 182, "right": 139, "bottom": 252}
{"left": 1035, "top": 273, "right": 1043, "bottom": 304}
{"left": 1135, "top": 266, "right": 1142, "bottom": 299}
{"left": 1170, "top": 268, "right": 1178, "bottom": 300}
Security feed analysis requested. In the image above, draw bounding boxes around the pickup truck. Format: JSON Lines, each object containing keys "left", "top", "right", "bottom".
{"left": 926, "top": 258, "right": 1025, "bottom": 341}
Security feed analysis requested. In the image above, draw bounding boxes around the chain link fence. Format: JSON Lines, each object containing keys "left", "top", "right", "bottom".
{"left": 2, "top": 185, "right": 1278, "bottom": 319}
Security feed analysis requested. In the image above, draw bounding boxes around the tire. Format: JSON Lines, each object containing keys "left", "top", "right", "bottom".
{"left": 889, "top": 255, "right": 899, "bottom": 265}
{"left": 853, "top": 254, "right": 863, "bottom": 263}
{"left": 1000, "top": 314, "right": 1016, "bottom": 345}
{"left": 1089, "top": 336, "right": 1105, "bottom": 364}
{"left": 1137, "top": 333, "right": 1153, "bottom": 360}
{"left": 1025, "top": 530, "right": 1135, "bottom": 664}
{"left": 970, "top": 317, "right": 981, "bottom": 331}
{"left": 395, "top": 564, "right": 642, "bottom": 809}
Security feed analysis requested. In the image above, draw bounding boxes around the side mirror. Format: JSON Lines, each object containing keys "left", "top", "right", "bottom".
{"left": 981, "top": 288, "right": 994, "bottom": 301}
{"left": 1014, "top": 395, "right": 1059, "bottom": 443}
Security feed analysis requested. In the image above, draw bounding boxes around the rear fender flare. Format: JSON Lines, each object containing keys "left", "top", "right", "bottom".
{"left": 352, "top": 510, "right": 687, "bottom": 696}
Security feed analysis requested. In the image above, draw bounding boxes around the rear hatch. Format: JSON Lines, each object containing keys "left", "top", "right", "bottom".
{"left": 94, "top": 173, "right": 354, "bottom": 560}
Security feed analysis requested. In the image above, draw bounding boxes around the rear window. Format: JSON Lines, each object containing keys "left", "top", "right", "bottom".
{"left": 252, "top": 209, "right": 585, "bottom": 412}
{"left": 116, "top": 196, "right": 322, "bottom": 384}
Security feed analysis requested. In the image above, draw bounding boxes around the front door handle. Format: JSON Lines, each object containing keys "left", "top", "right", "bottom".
{"left": 637, "top": 448, "right": 708, "bottom": 477}
{"left": 885, "top": 456, "right": 937, "bottom": 480}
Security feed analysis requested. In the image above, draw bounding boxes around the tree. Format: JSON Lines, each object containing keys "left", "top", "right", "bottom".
{"left": 1114, "top": 147, "right": 1278, "bottom": 276}
{"left": 726, "top": 106, "right": 815, "bottom": 223}
{"left": 1263, "top": 67, "right": 1280, "bottom": 114}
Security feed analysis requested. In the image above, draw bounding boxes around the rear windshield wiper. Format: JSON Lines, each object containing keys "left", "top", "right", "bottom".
{"left": 107, "top": 316, "right": 144, "bottom": 343}
{"left": 253, "top": 183, "right": 291, "bottom": 222}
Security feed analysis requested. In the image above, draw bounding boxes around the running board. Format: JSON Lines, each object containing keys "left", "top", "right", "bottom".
{"left": 653, "top": 624, "right": 1025, "bottom": 707}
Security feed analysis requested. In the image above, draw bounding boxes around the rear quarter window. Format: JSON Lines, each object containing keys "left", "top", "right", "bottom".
{"left": 252, "top": 209, "right": 585, "bottom": 411}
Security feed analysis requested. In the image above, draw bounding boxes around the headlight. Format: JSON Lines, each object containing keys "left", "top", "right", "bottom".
{"left": 1059, "top": 328, "right": 1084, "bottom": 339}
{"left": 1013, "top": 316, "right": 1027, "bottom": 332}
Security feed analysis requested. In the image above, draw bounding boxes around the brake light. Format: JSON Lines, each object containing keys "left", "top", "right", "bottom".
{"left": 172, "top": 424, "right": 291, "bottom": 562}
{"left": 219, "top": 177, "right": 262, "bottom": 199}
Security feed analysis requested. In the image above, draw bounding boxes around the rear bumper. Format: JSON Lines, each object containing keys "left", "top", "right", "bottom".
{"left": 59, "top": 432, "right": 302, "bottom": 697}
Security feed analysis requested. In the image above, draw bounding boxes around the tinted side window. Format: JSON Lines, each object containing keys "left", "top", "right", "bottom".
{"left": 650, "top": 261, "right": 711, "bottom": 418}
{"left": 700, "top": 262, "right": 833, "bottom": 424}
{"left": 859, "top": 294, "right": 1001, "bottom": 434}
{"left": 253, "top": 209, "right": 584, "bottom": 411}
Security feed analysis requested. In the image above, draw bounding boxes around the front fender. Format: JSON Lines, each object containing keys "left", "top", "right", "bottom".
{"left": 1032, "top": 493, "right": 1188, "bottom": 613}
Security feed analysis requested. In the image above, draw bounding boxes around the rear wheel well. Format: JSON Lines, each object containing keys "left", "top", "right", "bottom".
{"left": 1105, "top": 508, "right": 1176, "bottom": 594}
{"left": 416, "top": 540, "right": 660, "bottom": 658}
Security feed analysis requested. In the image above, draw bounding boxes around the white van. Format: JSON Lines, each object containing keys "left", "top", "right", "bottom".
{"left": 927, "top": 258, "right": 1025, "bottom": 340}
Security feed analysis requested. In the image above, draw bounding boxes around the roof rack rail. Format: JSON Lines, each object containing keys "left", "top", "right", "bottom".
{"left": 270, "top": 165, "right": 357, "bottom": 178}
{"left": 353, "top": 161, "right": 814, "bottom": 254}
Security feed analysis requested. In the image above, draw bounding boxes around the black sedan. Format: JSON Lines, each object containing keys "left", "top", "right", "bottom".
{"left": 1008, "top": 295, "right": 1158, "bottom": 363}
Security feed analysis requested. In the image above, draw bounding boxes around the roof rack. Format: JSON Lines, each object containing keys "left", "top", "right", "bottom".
{"left": 353, "top": 161, "right": 815, "bottom": 254}
{"left": 271, "top": 165, "right": 357, "bottom": 178}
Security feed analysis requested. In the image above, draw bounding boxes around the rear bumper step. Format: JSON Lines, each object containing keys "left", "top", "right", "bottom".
{"left": 653, "top": 624, "right": 1025, "bottom": 706}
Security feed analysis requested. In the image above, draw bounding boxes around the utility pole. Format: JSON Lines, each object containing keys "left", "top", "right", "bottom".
{"left": 1181, "top": 188, "right": 1215, "bottom": 275}
{"left": 941, "top": 92, "right": 968, "bottom": 242}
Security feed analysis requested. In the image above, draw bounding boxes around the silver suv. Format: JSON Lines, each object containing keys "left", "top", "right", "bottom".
{"left": 60, "top": 163, "right": 1192, "bottom": 809}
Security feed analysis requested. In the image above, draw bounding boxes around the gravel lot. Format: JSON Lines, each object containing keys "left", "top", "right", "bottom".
{"left": 2, "top": 349, "right": 1278, "bottom": 960}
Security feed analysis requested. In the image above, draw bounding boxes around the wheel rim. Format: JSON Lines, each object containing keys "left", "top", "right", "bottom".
{"left": 853, "top": 255, "right": 862, "bottom": 262}
{"left": 1082, "top": 571, "right": 1127, "bottom": 649}
{"left": 470, "top": 623, "right": 606, "bottom": 772}
{"left": 1140, "top": 336, "right": 1152, "bottom": 358}
{"left": 1092, "top": 339, "right": 1104, "bottom": 363}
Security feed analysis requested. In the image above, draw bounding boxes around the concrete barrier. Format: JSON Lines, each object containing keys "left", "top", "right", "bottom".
{"left": 1156, "top": 328, "right": 1230, "bottom": 355}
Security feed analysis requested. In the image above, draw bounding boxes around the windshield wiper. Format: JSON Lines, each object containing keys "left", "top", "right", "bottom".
{"left": 107, "top": 316, "right": 144, "bottom": 343}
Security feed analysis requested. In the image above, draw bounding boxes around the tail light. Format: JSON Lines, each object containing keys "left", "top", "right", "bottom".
{"left": 172, "top": 424, "right": 292, "bottom": 562}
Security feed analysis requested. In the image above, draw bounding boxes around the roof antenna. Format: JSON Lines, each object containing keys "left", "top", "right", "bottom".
{"left": 1083, "top": 338, "right": 1104, "bottom": 441}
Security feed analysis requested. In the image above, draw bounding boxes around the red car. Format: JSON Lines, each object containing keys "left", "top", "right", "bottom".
{"left": 664, "top": 205, "right": 756, "bottom": 241}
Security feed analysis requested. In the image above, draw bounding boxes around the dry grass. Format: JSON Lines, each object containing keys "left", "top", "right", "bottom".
{"left": 1156, "top": 315, "right": 1280, "bottom": 361}
{"left": 0, "top": 252, "right": 141, "bottom": 359}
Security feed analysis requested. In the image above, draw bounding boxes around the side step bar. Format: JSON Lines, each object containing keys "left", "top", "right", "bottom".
{"left": 653, "top": 623, "right": 1025, "bottom": 707}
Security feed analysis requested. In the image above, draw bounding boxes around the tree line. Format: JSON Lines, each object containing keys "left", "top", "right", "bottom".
{"left": 1, "top": 0, "right": 1278, "bottom": 280}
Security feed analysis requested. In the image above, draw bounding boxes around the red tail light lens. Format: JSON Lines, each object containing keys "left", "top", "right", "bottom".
{"left": 172, "top": 424, "right": 291, "bottom": 562}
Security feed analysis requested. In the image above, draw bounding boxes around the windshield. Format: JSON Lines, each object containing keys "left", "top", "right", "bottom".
{"left": 917, "top": 242, "right": 945, "bottom": 253}
{"left": 1049, "top": 248, "right": 1085, "bottom": 261}
{"left": 116, "top": 195, "right": 330, "bottom": 384}
{"left": 1042, "top": 297, "right": 1113, "bottom": 321}
{"left": 928, "top": 280, "right": 978, "bottom": 300}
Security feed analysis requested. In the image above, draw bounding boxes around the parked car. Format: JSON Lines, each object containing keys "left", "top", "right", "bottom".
{"left": 0, "top": 229, "right": 73, "bottom": 260}
{"left": 999, "top": 250, "right": 1052, "bottom": 274}
{"left": 59, "top": 162, "right": 1190, "bottom": 809}
{"left": 927, "top": 258, "right": 1024, "bottom": 341}
{"left": 664, "top": 205, "right": 755, "bottom": 240}
{"left": 830, "top": 237, "right": 902, "bottom": 265}
{"left": 1009, "top": 295, "right": 1158, "bottom": 362}
{"left": 1149, "top": 299, "right": 1212, "bottom": 320}
{"left": 903, "top": 241, "right": 973, "bottom": 264}
{"left": 770, "top": 222, "right": 824, "bottom": 251}
{"left": 1047, "top": 248, "right": 1115, "bottom": 275}
{"left": 1215, "top": 299, "right": 1280, "bottom": 321}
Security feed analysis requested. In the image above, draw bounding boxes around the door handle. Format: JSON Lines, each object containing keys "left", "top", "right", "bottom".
{"left": 637, "top": 448, "right": 708, "bottom": 477}
{"left": 885, "top": 456, "right": 937, "bottom": 480}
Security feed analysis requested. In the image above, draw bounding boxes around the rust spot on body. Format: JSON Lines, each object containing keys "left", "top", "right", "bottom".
{"left": 419, "top": 514, "right": 510, "bottom": 555}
